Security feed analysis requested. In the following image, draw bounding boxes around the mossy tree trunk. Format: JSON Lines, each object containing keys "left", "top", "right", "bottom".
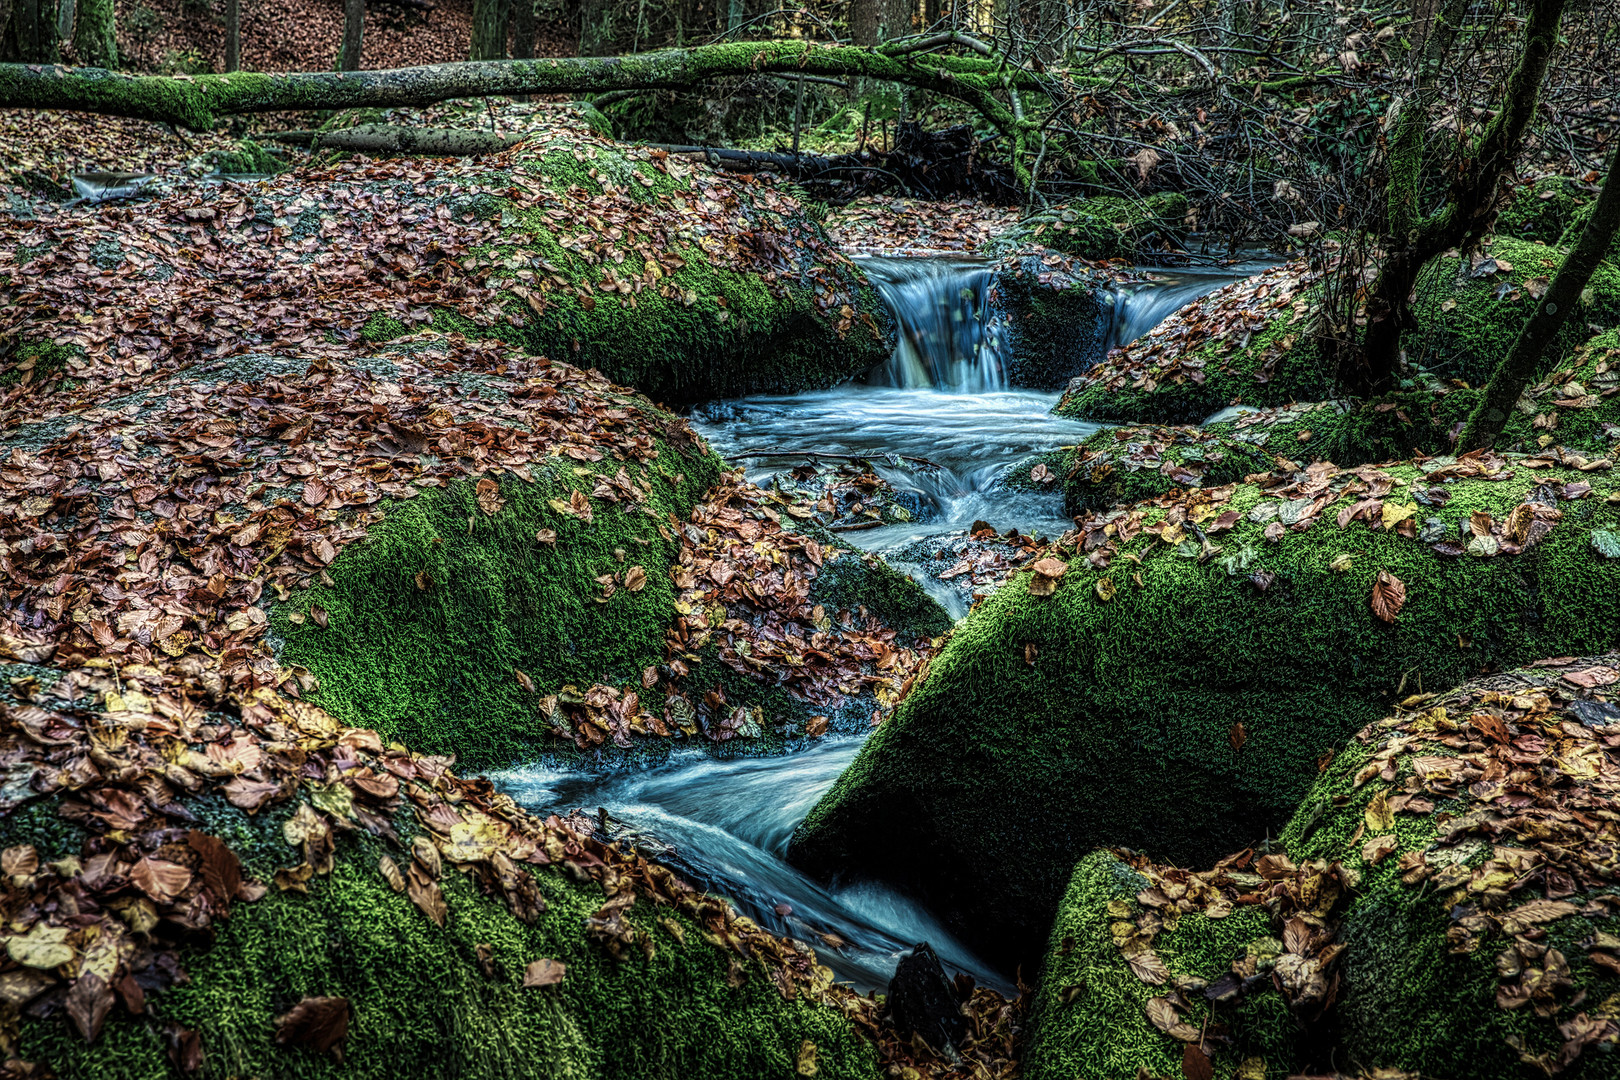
{"left": 69, "top": 0, "right": 113, "bottom": 66}
{"left": 470, "top": 0, "right": 508, "bottom": 59}
{"left": 1341, "top": 0, "right": 1568, "bottom": 395}
{"left": 1460, "top": 145, "right": 1620, "bottom": 451}
{"left": 340, "top": 0, "right": 363, "bottom": 70}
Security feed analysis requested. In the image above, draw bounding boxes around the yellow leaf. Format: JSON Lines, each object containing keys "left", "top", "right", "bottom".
{"left": 5, "top": 924, "right": 74, "bottom": 970}
{"left": 1364, "top": 789, "right": 1394, "bottom": 832}
{"left": 1329, "top": 553, "right": 1354, "bottom": 573}
{"left": 1380, "top": 502, "right": 1418, "bottom": 530}
{"left": 1095, "top": 578, "right": 1117, "bottom": 602}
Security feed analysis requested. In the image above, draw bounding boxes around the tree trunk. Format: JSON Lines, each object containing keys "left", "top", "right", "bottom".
{"left": 0, "top": 45, "right": 1030, "bottom": 143}
{"left": 470, "top": 0, "right": 507, "bottom": 59}
{"left": 71, "top": 0, "right": 116, "bottom": 68}
{"left": 511, "top": 0, "right": 534, "bottom": 59}
{"left": 340, "top": 0, "right": 363, "bottom": 70}
{"left": 1339, "top": 0, "right": 1569, "bottom": 395}
{"left": 265, "top": 123, "right": 522, "bottom": 153}
{"left": 1459, "top": 146, "right": 1620, "bottom": 451}
{"left": 225, "top": 0, "right": 240, "bottom": 72}
{"left": 7, "top": 0, "right": 43, "bottom": 62}
{"left": 851, "top": 0, "right": 912, "bottom": 45}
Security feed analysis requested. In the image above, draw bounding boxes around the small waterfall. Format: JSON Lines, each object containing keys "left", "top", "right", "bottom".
{"left": 858, "top": 257, "right": 1006, "bottom": 393}
{"left": 1102, "top": 262, "right": 1281, "bottom": 351}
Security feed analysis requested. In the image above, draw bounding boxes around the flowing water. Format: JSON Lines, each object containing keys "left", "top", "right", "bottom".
{"left": 495, "top": 255, "right": 1271, "bottom": 990}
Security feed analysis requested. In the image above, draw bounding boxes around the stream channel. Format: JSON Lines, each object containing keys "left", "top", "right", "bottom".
{"left": 491, "top": 257, "right": 1269, "bottom": 993}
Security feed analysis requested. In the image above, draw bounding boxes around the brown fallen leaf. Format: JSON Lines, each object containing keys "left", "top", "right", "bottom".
{"left": 522, "top": 958, "right": 567, "bottom": 987}
{"left": 625, "top": 566, "right": 647, "bottom": 592}
{"left": 1370, "top": 570, "right": 1405, "bottom": 623}
{"left": 187, "top": 831, "right": 244, "bottom": 906}
{"left": 275, "top": 996, "right": 351, "bottom": 1061}
{"left": 131, "top": 857, "right": 192, "bottom": 904}
{"left": 1228, "top": 721, "right": 1247, "bottom": 753}
{"left": 1182, "top": 1042, "right": 1214, "bottom": 1080}
{"left": 65, "top": 972, "right": 114, "bottom": 1042}
{"left": 476, "top": 477, "right": 505, "bottom": 515}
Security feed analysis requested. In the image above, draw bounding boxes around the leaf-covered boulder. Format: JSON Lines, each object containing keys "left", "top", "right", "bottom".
{"left": 1052, "top": 261, "right": 1330, "bottom": 425}
{"left": 990, "top": 194, "right": 1191, "bottom": 262}
{"left": 791, "top": 453, "right": 1620, "bottom": 965}
{"left": 1027, "top": 654, "right": 1620, "bottom": 1078}
{"left": 0, "top": 669, "right": 892, "bottom": 1080}
{"left": 1, "top": 102, "right": 892, "bottom": 408}
{"left": 1496, "top": 176, "right": 1595, "bottom": 246}
{"left": 0, "top": 334, "right": 947, "bottom": 776}
{"left": 991, "top": 252, "right": 1112, "bottom": 389}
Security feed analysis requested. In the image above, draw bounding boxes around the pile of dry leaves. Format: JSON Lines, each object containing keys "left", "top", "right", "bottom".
{"left": 823, "top": 196, "right": 1020, "bottom": 256}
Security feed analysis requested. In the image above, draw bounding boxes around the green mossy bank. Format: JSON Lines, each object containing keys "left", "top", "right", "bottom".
{"left": 1024, "top": 656, "right": 1620, "bottom": 1078}
{"left": 355, "top": 114, "right": 894, "bottom": 404}
{"left": 1060, "top": 330, "right": 1620, "bottom": 513}
{"left": 989, "top": 194, "right": 1191, "bottom": 262}
{"left": 1055, "top": 241, "right": 1620, "bottom": 428}
{"left": 790, "top": 460, "right": 1620, "bottom": 965}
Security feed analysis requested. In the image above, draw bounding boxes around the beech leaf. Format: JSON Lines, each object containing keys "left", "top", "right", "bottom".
{"left": 1370, "top": 570, "right": 1405, "bottom": 623}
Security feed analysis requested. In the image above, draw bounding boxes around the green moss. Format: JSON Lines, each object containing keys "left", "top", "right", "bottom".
{"left": 273, "top": 438, "right": 720, "bottom": 771}
{"left": 360, "top": 313, "right": 409, "bottom": 343}
{"left": 209, "top": 137, "right": 288, "bottom": 175}
{"left": 1497, "top": 177, "right": 1590, "bottom": 245}
{"left": 809, "top": 552, "right": 952, "bottom": 642}
{"left": 1410, "top": 236, "right": 1620, "bottom": 384}
{"left": 995, "top": 193, "right": 1191, "bottom": 262}
{"left": 1496, "top": 328, "right": 1620, "bottom": 455}
{"left": 994, "top": 259, "right": 1110, "bottom": 389}
{"left": 16, "top": 821, "right": 879, "bottom": 1080}
{"left": 791, "top": 464, "right": 1620, "bottom": 966}
{"left": 0, "top": 341, "right": 78, "bottom": 390}
{"left": 1060, "top": 423, "right": 1275, "bottom": 514}
{"left": 1024, "top": 852, "right": 1300, "bottom": 1080}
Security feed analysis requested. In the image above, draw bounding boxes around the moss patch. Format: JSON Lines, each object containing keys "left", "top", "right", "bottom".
{"left": 791, "top": 460, "right": 1620, "bottom": 966}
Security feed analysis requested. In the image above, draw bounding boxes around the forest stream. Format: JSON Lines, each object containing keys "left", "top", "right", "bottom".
{"left": 491, "top": 257, "right": 1269, "bottom": 993}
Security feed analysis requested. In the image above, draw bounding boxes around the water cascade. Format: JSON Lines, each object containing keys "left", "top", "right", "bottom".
{"left": 491, "top": 741, "right": 1008, "bottom": 993}
{"left": 505, "top": 256, "right": 1278, "bottom": 989}
{"left": 858, "top": 257, "right": 1006, "bottom": 392}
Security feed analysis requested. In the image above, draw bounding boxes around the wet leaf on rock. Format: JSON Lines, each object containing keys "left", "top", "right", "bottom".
{"left": 1370, "top": 570, "right": 1405, "bottom": 623}
{"left": 522, "top": 958, "right": 567, "bottom": 987}
{"left": 275, "top": 996, "right": 351, "bottom": 1061}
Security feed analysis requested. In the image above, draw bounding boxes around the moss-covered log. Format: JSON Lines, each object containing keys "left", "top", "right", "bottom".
{"left": 791, "top": 454, "right": 1620, "bottom": 965}
{"left": 0, "top": 43, "right": 1025, "bottom": 139}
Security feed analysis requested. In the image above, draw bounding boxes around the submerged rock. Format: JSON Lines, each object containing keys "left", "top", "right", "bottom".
{"left": 791, "top": 454, "right": 1620, "bottom": 964}
{"left": 1025, "top": 655, "right": 1620, "bottom": 1079}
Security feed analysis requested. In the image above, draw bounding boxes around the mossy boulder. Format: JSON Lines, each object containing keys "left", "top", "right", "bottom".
{"left": 991, "top": 254, "right": 1112, "bottom": 389}
{"left": 1059, "top": 422, "right": 1277, "bottom": 514}
{"left": 1023, "top": 851, "right": 1308, "bottom": 1080}
{"left": 0, "top": 669, "right": 884, "bottom": 1080}
{"left": 1498, "top": 327, "right": 1620, "bottom": 457}
{"left": 1497, "top": 176, "right": 1592, "bottom": 245}
{"left": 1025, "top": 655, "right": 1620, "bottom": 1079}
{"left": 1053, "top": 261, "right": 1331, "bottom": 425}
{"left": 1410, "top": 236, "right": 1620, "bottom": 385}
{"left": 791, "top": 456, "right": 1620, "bottom": 965}
{"left": 362, "top": 111, "right": 893, "bottom": 404}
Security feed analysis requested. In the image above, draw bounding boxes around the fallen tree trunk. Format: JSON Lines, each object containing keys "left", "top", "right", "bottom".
{"left": 264, "top": 123, "right": 521, "bottom": 155}
{"left": 0, "top": 42, "right": 1027, "bottom": 138}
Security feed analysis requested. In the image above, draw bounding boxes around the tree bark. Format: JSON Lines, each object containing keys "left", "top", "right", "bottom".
{"left": 1459, "top": 146, "right": 1620, "bottom": 451}
{"left": 341, "top": 0, "right": 364, "bottom": 71}
{"left": 1341, "top": 0, "right": 1569, "bottom": 395}
{"left": 225, "top": 0, "right": 240, "bottom": 72}
{"left": 70, "top": 0, "right": 116, "bottom": 68}
{"left": 264, "top": 123, "right": 522, "bottom": 153}
{"left": 851, "top": 0, "right": 912, "bottom": 45}
{"left": 470, "top": 0, "right": 507, "bottom": 59}
{"left": 511, "top": 0, "right": 534, "bottom": 60}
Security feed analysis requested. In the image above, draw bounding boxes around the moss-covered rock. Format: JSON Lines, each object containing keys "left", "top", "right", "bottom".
{"left": 791, "top": 455, "right": 1620, "bottom": 965}
{"left": 1026, "top": 655, "right": 1620, "bottom": 1078}
{"left": 0, "top": 670, "right": 886, "bottom": 1080}
{"left": 1410, "top": 236, "right": 1620, "bottom": 385}
{"left": 1053, "top": 262, "right": 1331, "bottom": 425}
{"left": 1023, "top": 851, "right": 1307, "bottom": 1080}
{"left": 1497, "top": 176, "right": 1592, "bottom": 245}
{"left": 992, "top": 194, "right": 1191, "bottom": 262}
{"left": 991, "top": 254, "right": 1112, "bottom": 389}
{"left": 1059, "top": 422, "right": 1279, "bottom": 513}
